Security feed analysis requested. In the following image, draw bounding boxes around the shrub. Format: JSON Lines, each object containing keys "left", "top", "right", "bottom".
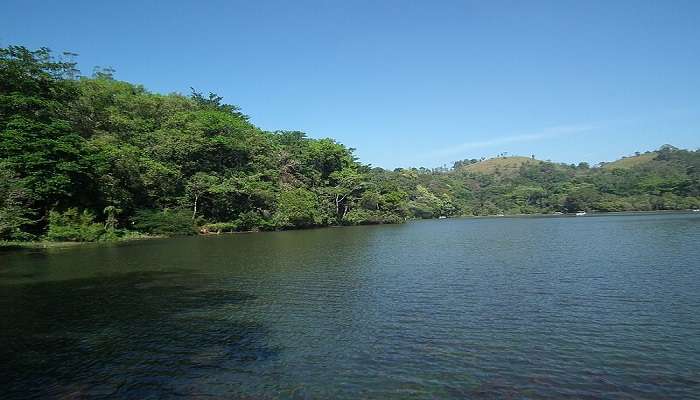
{"left": 235, "top": 210, "right": 275, "bottom": 232}
{"left": 201, "top": 221, "right": 238, "bottom": 233}
{"left": 131, "top": 209, "right": 198, "bottom": 236}
{"left": 274, "top": 188, "right": 322, "bottom": 228}
{"left": 46, "top": 208, "right": 105, "bottom": 242}
{"left": 345, "top": 209, "right": 404, "bottom": 225}
{"left": 0, "top": 165, "right": 34, "bottom": 241}
{"left": 593, "top": 196, "right": 629, "bottom": 212}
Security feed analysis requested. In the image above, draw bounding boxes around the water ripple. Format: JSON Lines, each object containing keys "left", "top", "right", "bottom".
{"left": 1, "top": 213, "right": 699, "bottom": 399}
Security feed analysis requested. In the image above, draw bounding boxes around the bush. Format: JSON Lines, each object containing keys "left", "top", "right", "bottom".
{"left": 46, "top": 208, "right": 105, "bottom": 242}
{"left": 274, "top": 188, "right": 322, "bottom": 228}
{"left": 201, "top": 221, "right": 238, "bottom": 233}
{"left": 0, "top": 165, "right": 34, "bottom": 241}
{"left": 131, "top": 209, "right": 198, "bottom": 236}
{"left": 593, "top": 196, "right": 629, "bottom": 212}
{"left": 235, "top": 210, "right": 275, "bottom": 232}
{"left": 345, "top": 209, "right": 404, "bottom": 225}
{"left": 656, "top": 193, "right": 700, "bottom": 210}
{"left": 98, "top": 228, "right": 146, "bottom": 242}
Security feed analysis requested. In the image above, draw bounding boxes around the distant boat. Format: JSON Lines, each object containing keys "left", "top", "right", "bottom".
{"left": 575, "top": 211, "right": 587, "bottom": 216}
{"left": 693, "top": 209, "right": 700, "bottom": 212}
{"left": 438, "top": 216, "right": 447, "bottom": 219}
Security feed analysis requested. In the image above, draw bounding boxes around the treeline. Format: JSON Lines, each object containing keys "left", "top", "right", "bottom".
{"left": 1, "top": 46, "right": 699, "bottom": 242}
{"left": 404, "top": 146, "right": 699, "bottom": 217}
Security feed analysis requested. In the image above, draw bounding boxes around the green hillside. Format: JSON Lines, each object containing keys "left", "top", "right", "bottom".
{"left": 461, "top": 156, "right": 541, "bottom": 175}
{"left": 601, "top": 152, "right": 657, "bottom": 170}
{"left": 2, "top": 46, "right": 699, "bottom": 243}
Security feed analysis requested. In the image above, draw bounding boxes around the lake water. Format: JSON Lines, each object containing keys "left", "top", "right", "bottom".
{"left": 1, "top": 212, "right": 699, "bottom": 399}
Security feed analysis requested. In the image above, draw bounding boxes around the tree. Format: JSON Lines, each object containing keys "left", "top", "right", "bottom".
{"left": 4, "top": 45, "right": 700, "bottom": 241}
{"left": 410, "top": 185, "right": 444, "bottom": 218}
{"left": 563, "top": 185, "right": 600, "bottom": 212}
{"left": 103, "top": 205, "right": 121, "bottom": 230}
{"left": 327, "top": 168, "right": 365, "bottom": 223}
{"left": 0, "top": 165, "right": 33, "bottom": 240}
{"left": 185, "top": 173, "right": 219, "bottom": 220}
{"left": 0, "top": 46, "right": 98, "bottom": 221}
{"left": 275, "top": 187, "right": 321, "bottom": 227}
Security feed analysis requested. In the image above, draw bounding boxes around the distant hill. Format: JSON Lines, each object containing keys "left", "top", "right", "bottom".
{"left": 2, "top": 44, "right": 699, "bottom": 244}
{"left": 601, "top": 152, "right": 657, "bottom": 170}
{"left": 458, "top": 151, "right": 664, "bottom": 175}
{"left": 460, "top": 156, "right": 541, "bottom": 175}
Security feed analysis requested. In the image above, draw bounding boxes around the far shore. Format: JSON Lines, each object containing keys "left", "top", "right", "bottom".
{"left": 0, "top": 235, "right": 164, "bottom": 251}
{"left": 457, "top": 209, "right": 700, "bottom": 219}
{"left": 3, "top": 209, "right": 697, "bottom": 251}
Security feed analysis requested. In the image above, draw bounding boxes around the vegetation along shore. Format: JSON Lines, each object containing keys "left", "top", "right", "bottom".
{"left": 1, "top": 46, "right": 699, "bottom": 244}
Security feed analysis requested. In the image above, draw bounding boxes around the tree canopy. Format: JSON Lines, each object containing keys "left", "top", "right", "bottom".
{"left": 1, "top": 46, "right": 699, "bottom": 242}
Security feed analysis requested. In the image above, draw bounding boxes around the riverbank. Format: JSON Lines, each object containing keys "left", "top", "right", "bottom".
{"left": 0, "top": 234, "right": 162, "bottom": 251}
{"left": 459, "top": 209, "right": 700, "bottom": 219}
{"left": 0, "top": 241, "right": 87, "bottom": 250}
{"left": 4, "top": 209, "right": 697, "bottom": 251}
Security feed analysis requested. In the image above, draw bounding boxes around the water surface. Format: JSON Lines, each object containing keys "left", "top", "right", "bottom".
{"left": 1, "top": 213, "right": 699, "bottom": 399}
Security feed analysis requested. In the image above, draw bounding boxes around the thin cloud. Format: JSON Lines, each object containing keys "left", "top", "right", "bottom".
{"left": 430, "top": 124, "right": 596, "bottom": 158}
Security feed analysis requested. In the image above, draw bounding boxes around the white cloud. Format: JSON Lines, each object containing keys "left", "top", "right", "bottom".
{"left": 430, "top": 124, "right": 596, "bottom": 158}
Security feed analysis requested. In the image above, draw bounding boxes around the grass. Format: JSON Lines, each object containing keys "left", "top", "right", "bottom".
{"left": 461, "top": 156, "right": 541, "bottom": 176}
{"left": 0, "top": 241, "right": 86, "bottom": 250}
{"left": 0, "top": 232, "right": 160, "bottom": 251}
{"left": 601, "top": 152, "right": 657, "bottom": 170}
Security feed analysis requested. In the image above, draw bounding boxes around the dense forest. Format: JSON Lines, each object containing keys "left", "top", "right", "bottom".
{"left": 1, "top": 46, "right": 699, "bottom": 242}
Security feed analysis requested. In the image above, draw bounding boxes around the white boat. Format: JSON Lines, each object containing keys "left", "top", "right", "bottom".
{"left": 693, "top": 209, "right": 700, "bottom": 212}
{"left": 438, "top": 216, "right": 447, "bottom": 219}
{"left": 575, "top": 211, "right": 587, "bottom": 216}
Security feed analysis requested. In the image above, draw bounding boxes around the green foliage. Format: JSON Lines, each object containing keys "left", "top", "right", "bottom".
{"left": 46, "top": 208, "right": 105, "bottom": 242}
{"left": 235, "top": 210, "right": 274, "bottom": 232}
{"left": 186, "top": 172, "right": 219, "bottom": 219}
{"left": 0, "top": 46, "right": 98, "bottom": 214}
{"left": 344, "top": 209, "right": 405, "bottom": 225}
{"left": 275, "top": 187, "right": 322, "bottom": 228}
{"left": 103, "top": 205, "right": 121, "bottom": 230}
{"left": 201, "top": 221, "right": 238, "bottom": 233}
{"left": 131, "top": 209, "right": 198, "bottom": 236}
{"left": 409, "top": 185, "right": 445, "bottom": 218}
{"left": 563, "top": 184, "right": 600, "bottom": 212}
{"left": 0, "top": 165, "right": 34, "bottom": 240}
{"left": 2, "top": 45, "right": 700, "bottom": 243}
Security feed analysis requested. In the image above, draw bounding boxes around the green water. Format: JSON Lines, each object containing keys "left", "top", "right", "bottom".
{"left": 1, "top": 212, "right": 699, "bottom": 399}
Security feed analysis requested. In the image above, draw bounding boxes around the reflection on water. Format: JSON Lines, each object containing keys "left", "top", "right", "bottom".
{"left": 0, "top": 271, "right": 275, "bottom": 399}
{"left": 1, "top": 212, "right": 699, "bottom": 399}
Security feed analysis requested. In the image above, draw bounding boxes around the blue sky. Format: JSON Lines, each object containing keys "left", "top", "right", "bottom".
{"left": 2, "top": 0, "right": 699, "bottom": 168}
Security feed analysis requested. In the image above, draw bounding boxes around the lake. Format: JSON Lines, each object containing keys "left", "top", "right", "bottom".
{"left": 1, "top": 212, "right": 699, "bottom": 399}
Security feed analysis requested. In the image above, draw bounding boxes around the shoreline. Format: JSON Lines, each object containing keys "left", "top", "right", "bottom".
{"left": 0, "top": 235, "right": 164, "bottom": 251}
{"left": 455, "top": 209, "right": 700, "bottom": 219}
{"left": 3, "top": 209, "right": 697, "bottom": 251}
